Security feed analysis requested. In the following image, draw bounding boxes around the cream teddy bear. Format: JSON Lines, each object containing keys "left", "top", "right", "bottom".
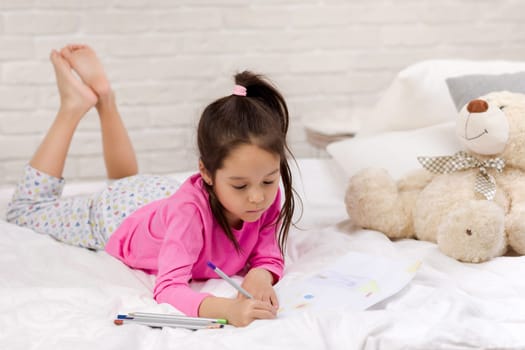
{"left": 345, "top": 91, "right": 525, "bottom": 263}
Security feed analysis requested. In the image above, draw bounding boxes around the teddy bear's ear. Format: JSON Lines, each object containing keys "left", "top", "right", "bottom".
{"left": 466, "top": 99, "right": 489, "bottom": 113}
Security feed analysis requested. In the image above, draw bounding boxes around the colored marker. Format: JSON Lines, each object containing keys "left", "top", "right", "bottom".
{"left": 118, "top": 314, "right": 224, "bottom": 327}
{"left": 126, "top": 312, "right": 227, "bottom": 325}
{"left": 207, "top": 261, "right": 253, "bottom": 299}
{"left": 114, "top": 318, "right": 224, "bottom": 330}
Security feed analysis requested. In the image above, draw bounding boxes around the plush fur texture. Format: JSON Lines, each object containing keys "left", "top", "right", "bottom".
{"left": 346, "top": 91, "right": 525, "bottom": 263}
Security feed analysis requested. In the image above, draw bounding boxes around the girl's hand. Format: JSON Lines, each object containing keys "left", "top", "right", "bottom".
{"left": 198, "top": 296, "right": 276, "bottom": 327}
{"left": 227, "top": 298, "right": 277, "bottom": 327}
{"left": 198, "top": 268, "right": 280, "bottom": 327}
{"left": 240, "top": 268, "right": 279, "bottom": 309}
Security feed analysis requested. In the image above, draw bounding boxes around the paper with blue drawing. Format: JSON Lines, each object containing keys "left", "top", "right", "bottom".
{"left": 275, "top": 251, "right": 420, "bottom": 317}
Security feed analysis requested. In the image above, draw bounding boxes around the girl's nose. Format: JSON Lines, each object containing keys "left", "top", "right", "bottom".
{"left": 249, "top": 189, "right": 264, "bottom": 203}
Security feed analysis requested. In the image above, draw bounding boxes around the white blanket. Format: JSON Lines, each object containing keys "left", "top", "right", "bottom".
{"left": 1, "top": 159, "right": 525, "bottom": 350}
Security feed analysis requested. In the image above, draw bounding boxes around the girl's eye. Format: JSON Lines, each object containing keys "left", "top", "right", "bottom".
{"left": 263, "top": 181, "right": 275, "bottom": 185}
{"left": 232, "top": 185, "right": 246, "bottom": 190}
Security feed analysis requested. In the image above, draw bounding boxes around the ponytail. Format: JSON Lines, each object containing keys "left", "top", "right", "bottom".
{"left": 234, "top": 71, "right": 289, "bottom": 136}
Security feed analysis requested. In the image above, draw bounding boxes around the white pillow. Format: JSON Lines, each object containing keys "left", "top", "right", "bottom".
{"left": 446, "top": 71, "right": 525, "bottom": 111}
{"left": 360, "top": 59, "right": 525, "bottom": 135}
{"left": 326, "top": 122, "right": 461, "bottom": 180}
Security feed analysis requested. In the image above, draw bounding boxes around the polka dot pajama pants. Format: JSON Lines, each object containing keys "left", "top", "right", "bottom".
{"left": 6, "top": 165, "right": 180, "bottom": 250}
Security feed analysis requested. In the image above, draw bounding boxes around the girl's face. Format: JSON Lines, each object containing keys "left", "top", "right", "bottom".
{"left": 204, "top": 144, "right": 281, "bottom": 229}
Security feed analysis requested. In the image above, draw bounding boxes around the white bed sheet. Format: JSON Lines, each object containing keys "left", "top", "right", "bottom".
{"left": 1, "top": 158, "right": 525, "bottom": 350}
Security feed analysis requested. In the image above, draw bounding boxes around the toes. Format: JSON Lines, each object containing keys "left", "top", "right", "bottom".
{"left": 50, "top": 49, "right": 74, "bottom": 81}
{"left": 67, "top": 43, "right": 86, "bottom": 51}
{"left": 60, "top": 46, "right": 73, "bottom": 61}
{"left": 49, "top": 49, "right": 58, "bottom": 63}
{"left": 50, "top": 50, "right": 65, "bottom": 70}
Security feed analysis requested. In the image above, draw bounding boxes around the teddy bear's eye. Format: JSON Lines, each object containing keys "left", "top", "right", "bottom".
{"left": 499, "top": 106, "right": 506, "bottom": 110}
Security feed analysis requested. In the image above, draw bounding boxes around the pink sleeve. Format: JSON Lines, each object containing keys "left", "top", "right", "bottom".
{"left": 153, "top": 204, "right": 211, "bottom": 317}
{"left": 248, "top": 190, "right": 284, "bottom": 282}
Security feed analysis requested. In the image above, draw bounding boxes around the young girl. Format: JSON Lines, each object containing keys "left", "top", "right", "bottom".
{"left": 6, "top": 44, "right": 297, "bottom": 327}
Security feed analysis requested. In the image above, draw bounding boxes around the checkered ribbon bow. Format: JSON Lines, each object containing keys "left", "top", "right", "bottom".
{"left": 417, "top": 151, "right": 505, "bottom": 201}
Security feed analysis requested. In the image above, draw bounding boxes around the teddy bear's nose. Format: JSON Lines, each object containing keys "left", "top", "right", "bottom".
{"left": 467, "top": 99, "right": 489, "bottom": 113}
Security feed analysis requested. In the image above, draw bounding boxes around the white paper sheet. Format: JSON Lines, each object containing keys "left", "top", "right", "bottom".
{"left": 275, "top": 251, "right": 420, "bottom": 317}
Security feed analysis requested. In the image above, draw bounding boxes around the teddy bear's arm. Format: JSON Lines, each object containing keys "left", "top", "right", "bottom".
{"left": 345, "top": 167, "right": 420, "bottom": 240}
{"left": 497, "top": 170, "right": 525, "bottom": 254}
{"left": 497, "top": 170, "right": 525, "bottom": 205}
{"left": 396, "top": 168, "right": 435, "bottom": 192}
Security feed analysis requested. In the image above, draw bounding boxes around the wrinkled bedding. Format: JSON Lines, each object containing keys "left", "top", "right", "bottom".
{"left": 1, "top": 159, "right": 524, "bottom": 350}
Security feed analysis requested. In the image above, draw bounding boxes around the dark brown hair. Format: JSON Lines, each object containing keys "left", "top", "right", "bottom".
{"left": 197, "top": 71, "right": 298, "bottom": 254}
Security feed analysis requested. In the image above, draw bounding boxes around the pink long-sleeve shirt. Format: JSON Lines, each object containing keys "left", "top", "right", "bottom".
{"left": 105, "top": 174, "right": 284, "bottom": 316}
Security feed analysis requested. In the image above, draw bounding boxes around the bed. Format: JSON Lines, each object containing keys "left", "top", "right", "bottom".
{"left": 3, "top": 59, "right": 525, "bottom": 350}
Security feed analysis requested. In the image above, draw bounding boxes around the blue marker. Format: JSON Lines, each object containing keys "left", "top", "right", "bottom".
{"left": 207, "top": 261, "right": 253, "bottom": 299}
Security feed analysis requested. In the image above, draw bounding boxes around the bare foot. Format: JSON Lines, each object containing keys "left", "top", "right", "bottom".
{"left": 50, "top": 49, "right": 97, "bottom": 117}
{"left": 60, "top": 44, "right": 111, "bottom": 99}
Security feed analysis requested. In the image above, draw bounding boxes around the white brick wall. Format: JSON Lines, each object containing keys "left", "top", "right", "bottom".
{"left": 1, "top": 0, "right": 525, "bottom": 184}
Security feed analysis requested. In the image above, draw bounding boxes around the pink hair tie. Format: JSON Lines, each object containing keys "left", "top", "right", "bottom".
{"left": 232, "top": 84, "right": 247, "bottom": 96}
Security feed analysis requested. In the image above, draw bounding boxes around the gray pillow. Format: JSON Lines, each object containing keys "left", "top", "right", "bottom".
{"left": 446, "top": 71, "right": 525, "bottom": 110}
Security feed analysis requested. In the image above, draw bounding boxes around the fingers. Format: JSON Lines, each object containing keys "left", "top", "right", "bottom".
{"left": 251, "top": 308, "right": 277, "bottom": 320}
{"left": 239, "top": 290, "right": 279, "bottom": 309}
{"left": 269, "top": 293, "right": 279, "bottom": 309}
{"left": 231, "top": 298, "right": 278, "bottom": 326}
{"left": 251, "top": 299, "right": 277, "bottom": 317}
{"left": 259, "top": 289, "right": 279, "bottom": 309}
